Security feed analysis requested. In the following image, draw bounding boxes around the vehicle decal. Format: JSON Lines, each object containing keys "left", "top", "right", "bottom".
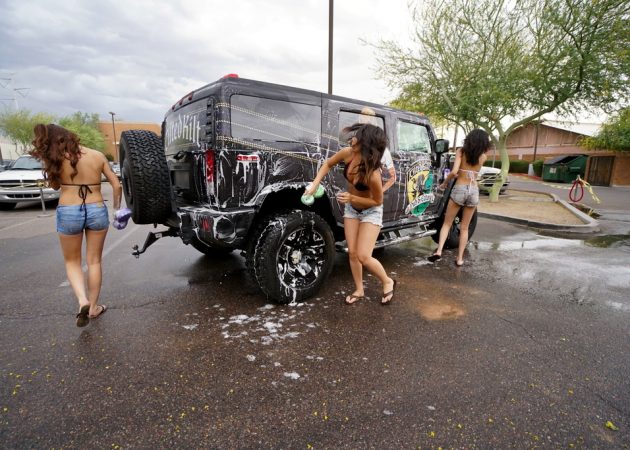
{"left": 404, "top": 157, "right": 435, "bottom": 217}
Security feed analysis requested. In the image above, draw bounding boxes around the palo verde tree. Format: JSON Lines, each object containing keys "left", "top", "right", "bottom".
{"left": 0, "top": 109, "right": 107, "bottom": 157}
{"left": 0, "top": 109, "right": 55, "bottom": 154}
{"left": 581, "top": 108, "right": 630, "bottom": 152}
{"left": 59, "top": 112, "right": 105, "bottom": 151}
{"left": 377, "top": 0, "right": 630, "bottom": 201}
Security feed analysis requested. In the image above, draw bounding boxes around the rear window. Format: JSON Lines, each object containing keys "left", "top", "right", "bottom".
{"left": 230, "top": 95, "right": 321, "bottom": 144}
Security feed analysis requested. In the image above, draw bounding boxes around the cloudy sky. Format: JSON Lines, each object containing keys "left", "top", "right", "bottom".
{"left": 0, "top": 0, "right": 416, "bottom": 124}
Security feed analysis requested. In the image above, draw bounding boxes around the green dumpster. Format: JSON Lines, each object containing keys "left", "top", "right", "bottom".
{"left": 542, "top": 155, "right": 588, "bottom": 183}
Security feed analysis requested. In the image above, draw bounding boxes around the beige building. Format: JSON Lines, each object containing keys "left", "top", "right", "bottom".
{"left": 506, "top": 120, "right": 630, "bottom": 186}
{"left": 98, "top": 121, "right": 161, "bottom": 162}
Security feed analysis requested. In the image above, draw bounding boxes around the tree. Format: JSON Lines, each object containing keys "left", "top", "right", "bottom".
{"left": 376, "top": 0, "right": 630, "bottom": 201}
{"left": 581, "top": 108, "right": 630, "bottom": 152}
{"left": 59, "top": 112, "right": 105, "bottom": 151}
{"left": 0, "top": 109, "right": 108, "bottom": 157}
{"left": 0, "top": 109, "right": 55, "bottom": 154}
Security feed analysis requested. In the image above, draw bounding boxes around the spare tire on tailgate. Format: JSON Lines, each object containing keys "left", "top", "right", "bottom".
{"left": 120, "top": 130, "right": 171, "bottom": 224}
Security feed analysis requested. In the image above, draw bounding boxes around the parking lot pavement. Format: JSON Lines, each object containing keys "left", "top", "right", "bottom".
{"left": 1, "top": 188, "right": 629, "bottom": 448}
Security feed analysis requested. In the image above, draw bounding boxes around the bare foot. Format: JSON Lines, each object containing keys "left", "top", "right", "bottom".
{"left": 455, "top": 259, "right": 464, "bottom": 267}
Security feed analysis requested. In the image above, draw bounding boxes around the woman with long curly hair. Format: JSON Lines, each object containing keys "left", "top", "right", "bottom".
{"left": 429, "top": 128, "right": 491, "bottom": 266}
{"left": 31, "top": 124, "right": 122, "bottom": 327}
{"left": 306, "top": 123, "right": 397, "bottom": 305}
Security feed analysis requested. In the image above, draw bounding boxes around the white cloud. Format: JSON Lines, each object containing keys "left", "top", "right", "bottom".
{"left": 0, "top": 0, "right": 416, "bottom": 122}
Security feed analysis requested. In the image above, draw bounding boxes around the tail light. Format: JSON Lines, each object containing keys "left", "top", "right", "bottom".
{"left": 205, "top": 149, "right": 215, "bottom": 183}
{"left": 236, "top": 154, "right": 259, "bottom": 162}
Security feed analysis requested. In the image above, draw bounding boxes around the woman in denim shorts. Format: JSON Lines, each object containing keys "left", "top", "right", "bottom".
{"left": 429, "top": 129, "right": 491, "bottom": 266}
{"left": 305, "top": 123, "right": 397, "bottom": 305}
{"left": 30, "top": 124, "right": 122, "bottom": 326}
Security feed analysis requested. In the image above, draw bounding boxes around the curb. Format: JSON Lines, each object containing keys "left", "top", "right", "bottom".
{"left": 478, "top": 189, "right": 600, "bottom": 233}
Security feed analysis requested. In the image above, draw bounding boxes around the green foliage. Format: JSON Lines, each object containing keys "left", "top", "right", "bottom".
{"left": 532, "top": 160, "right": 544, "bottom": 177}
{"left": 0, "top": 109, "right": 107, "bottom": 154}
{"left": 508, "top": 160, "right": 530, "bottom": 173}
{"left": 0, "top": 109, "right": 55, "bottom": 153}
{"left": 59, "top": 112, "right": 105, "bottom": 151}
{"left": 376, "top": 0, "right": 630, "bottom": 200}
{"left": 580, "top": 108, "right": 630, "bottom": 152}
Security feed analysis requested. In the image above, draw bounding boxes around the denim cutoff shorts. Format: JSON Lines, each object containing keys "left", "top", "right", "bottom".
{"left": 56, "top": 203, "right": 109, "bottom": 235}
{"left": 344, "top": 204, "right": 383, "bottom": 227}
{"left": 450, "top": 184, "right": 480, "bottom": 207}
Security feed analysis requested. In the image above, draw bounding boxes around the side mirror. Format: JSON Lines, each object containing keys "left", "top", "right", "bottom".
{"left": 435, "top": 139, "right": 450, "bottom": 154}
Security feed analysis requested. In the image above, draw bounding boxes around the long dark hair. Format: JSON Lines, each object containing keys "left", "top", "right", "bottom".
{"left": 345, "top": 123, "right": 387, "bottom": 185}
{"left": 461, "top": 129, "right": 491, "bottom": 166}
{"left": 30, "top": 124, "right": 82, "bottom": 189}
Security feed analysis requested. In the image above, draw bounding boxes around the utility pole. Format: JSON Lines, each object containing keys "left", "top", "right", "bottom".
{"left": 109, "top": 112, "right": 118, "bottom": 161}
{"left": 328, "top": 0, "right": 333, "bottom": 95}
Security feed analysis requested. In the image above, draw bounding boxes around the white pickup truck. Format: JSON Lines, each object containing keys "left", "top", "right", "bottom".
{"left": 0, "top": 155, "right": 60, "bottom": 210}
{"left": 478, "top": 165, "right": 510, "bottom": 194}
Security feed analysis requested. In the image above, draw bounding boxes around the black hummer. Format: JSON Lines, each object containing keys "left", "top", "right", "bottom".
{"left": 120, "top": 75, "right": 476, "bottom": 303}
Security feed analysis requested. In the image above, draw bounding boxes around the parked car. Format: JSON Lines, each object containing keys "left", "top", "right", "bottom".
{"left": 478, "top": 166, "right": 510, "bottom": 194}
{"left": 110, "top": 162, "right": 121, "bottom": 179}
{"left": 0, "top": 155, "right": 59, "bottom": 210}
{"left": 121, "top": 75, "right": 473, "bottom": 303}
{"left": 0, "top": 160, "right": 15, "bottom": 172}
{"left": 446, "top": 153, "right": 509, "bottom": 194}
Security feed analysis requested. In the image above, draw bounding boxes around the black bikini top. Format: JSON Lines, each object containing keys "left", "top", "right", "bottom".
{"left": 61, "top": 183, "right": 100, "bottom": 209}
{"left": 343, "top": 164, "right": 369, "bottom": 191}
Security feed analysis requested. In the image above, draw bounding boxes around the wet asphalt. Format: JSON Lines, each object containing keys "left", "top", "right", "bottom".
{"left": 1, "top": 188, "right": 629, "bottom": 449}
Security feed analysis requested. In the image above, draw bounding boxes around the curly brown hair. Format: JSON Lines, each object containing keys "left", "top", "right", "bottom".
{"left": 461, "top": 129, "right": 491, "bottom": 166}
{"left": 30, "top": 124, "right": 82, "bottom": 189}
{"left": 344, "top": 123, "right": 387, "bottom": 186}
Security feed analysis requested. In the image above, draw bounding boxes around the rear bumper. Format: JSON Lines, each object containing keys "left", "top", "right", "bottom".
{"left": 0, "top": 187, "right": 59, "bottom": 203}
{"left": 177, "top": 206, "right": 256, "bottom": 249}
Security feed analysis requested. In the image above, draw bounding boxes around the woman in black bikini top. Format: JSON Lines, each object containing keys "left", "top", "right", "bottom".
{"left": 343, "top": 163, "right": 370, "bottom": 191}
{"left": 30, "top": 124, "right": 122, "bottom": 327}
{"left": 305, "top": 122, "right": 397, "bottom": 306}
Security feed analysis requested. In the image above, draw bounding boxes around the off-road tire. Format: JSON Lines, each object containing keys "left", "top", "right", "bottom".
{"left": 251, "top": 210, "right": 335, "bottom": 304}
{"left": 120, "top": 130, "right": 171, "bottom": 224}
{"left": 431, "top": 208, "right": 478, "bottom": 249}
{"left": 189, "top": 235, "right": 234, "bottom": 257}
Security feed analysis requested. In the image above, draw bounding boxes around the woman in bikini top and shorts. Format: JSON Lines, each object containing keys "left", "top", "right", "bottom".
{"left": 305, "top": 123, "right": 397, "bottom": 305}
{"left": 429, "top": 129, "right": 491, "bottom": 267}
{"left": 30, "top": 124, "right": 122, "bottom": 327}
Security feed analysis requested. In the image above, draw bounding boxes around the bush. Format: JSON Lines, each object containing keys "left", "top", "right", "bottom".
{"left": 532, "top": 159, "right": 543, "bottom": 176}
{"left": 508, "top": 160, "right": 530, "bottom": 173}
{"left": 483, "top": 159, "right": 543, "bottom": 176}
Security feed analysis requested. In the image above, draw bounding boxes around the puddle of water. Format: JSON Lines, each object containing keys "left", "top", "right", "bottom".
{"left": 584, "top": 234, "right": 630, "bottom": 249}
{"left": 417, "top": 302, "right": 466, "bottom": 321}
{"left": 476, "top": 238, "right": 583, "bottom": 251}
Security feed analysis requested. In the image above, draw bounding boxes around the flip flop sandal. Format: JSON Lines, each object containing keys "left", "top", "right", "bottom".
{"left": 345, "top": 294, "right": 364, "bottom": 305}
{"left": 427, "top": 254, "right": 442, "bottom": 262}
{"left": 89, "top": 304, "right": 108, "bottom": 319}
{"left": 381, "top": 280, "right": 397, "bottom": 305}
{"left": 76, "top": 304, "right": 90, "bottom": 327}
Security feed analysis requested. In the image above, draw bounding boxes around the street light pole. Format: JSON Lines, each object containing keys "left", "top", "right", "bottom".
{"left": 328, "top": 0, "right": 333, "bottom": 95}
{"left": 108, "top": 111, "right": 118, "bottom": 161}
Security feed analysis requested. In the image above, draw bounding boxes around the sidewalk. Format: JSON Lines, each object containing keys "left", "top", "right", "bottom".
{"left": 477, "top": 188, "right": 600, "bottom": 232}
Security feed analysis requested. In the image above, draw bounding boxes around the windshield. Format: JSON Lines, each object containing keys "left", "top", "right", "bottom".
{"left": 11, "top": 157, "right": 42, "bottom": 170}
